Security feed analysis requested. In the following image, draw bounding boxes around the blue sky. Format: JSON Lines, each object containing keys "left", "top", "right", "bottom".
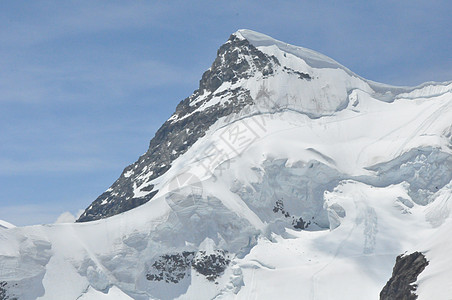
{"left": 1, "top": 1, "right": 451, "bottom": 226}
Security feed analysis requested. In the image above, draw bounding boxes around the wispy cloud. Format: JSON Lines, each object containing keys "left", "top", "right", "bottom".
{"left": 0, "top": 2, "right": 203, "bottom": 105}
{"left": 0, "top": 158, "right": 118, "bottom": 175}
{"left": 54, "top": 209, "right": 83, "bottom": 224}
{"left": 0, "top": 2, "right": 170, "bottom": 46}
{"left": 0, "top": 57, "right": 198, "bottom": 104}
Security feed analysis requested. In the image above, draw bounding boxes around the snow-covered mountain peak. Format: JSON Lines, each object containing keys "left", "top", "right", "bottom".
{"left": 236, "top": 29, "right": 452, "bottom": 102}
{"left": 78, "top": 30, "right": 369, "bottom": 222}
{"left": 190, "top": 29, "right": 379, "bottom": 123}
{"left": 1, "top": 30, "right": 451, "bottom": 299}
{"left": 235, "top": 29, "right": 349, "bottom": 71}
{"left": 76, "top": 30, "right": 452, "bottom": 225}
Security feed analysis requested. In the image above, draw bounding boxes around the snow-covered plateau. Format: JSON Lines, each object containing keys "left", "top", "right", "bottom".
{"left": 1, "top": 30, "right": 451, "bottom": 299}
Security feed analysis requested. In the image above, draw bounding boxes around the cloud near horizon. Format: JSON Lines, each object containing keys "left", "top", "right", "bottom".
{"left": 54, "top": 209, "right": 84, "bottom": 224}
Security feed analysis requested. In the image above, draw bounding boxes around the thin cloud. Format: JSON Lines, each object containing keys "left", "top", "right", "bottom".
{"left": 54, "top": 209, "right": 84, "bottom": 224}
{"left": 0, "top": 58, "right": 198, "bottom": 104}
{"left": 0, "top": 158, "right": 118, "bottom": 175}
{"left": 0, "top": 2, "right": 170, "bottom": 47}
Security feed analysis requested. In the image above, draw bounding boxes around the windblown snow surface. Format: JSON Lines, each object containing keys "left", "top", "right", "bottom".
{"left": 0, "top": 221, "right": 15, "bottom": 230}
{"left": 1, "top": 30, "right": 452, "bottom": 299}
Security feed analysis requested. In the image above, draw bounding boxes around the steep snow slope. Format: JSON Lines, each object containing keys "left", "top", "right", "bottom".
{"left": 0, "top": 30, "right": 451, "bottom": 299}
{"left": 0, "top": 220, "right": 15, "bottom": 230}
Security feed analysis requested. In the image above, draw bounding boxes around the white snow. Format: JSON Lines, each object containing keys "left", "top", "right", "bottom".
{"left": 0, "top": 30, "right": 451, "bottom": 299}
{"left": 123, "top": 170, "right": 133, "bottom": 178}
{"left": 0, "top": 219, "right": 15, "bottom": 229}
{"left": 236, "top": 29, "right": 351, "bottom": 71}
{"left": 78, "top": 286, "right": 133, "bottom": 299}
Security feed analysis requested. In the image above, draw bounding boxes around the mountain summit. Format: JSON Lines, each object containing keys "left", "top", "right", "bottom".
{"left": 78, "top": 29, "right": 450, "bottom": 223}
{"left": 77, "top": 30, "right": 280, "bottom": 222}
{"left": 1, "top": 30, "right": 452, "bottom": 299}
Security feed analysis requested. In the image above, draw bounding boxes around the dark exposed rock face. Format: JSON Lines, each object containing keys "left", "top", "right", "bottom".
{"left": 146, "top": 252, "right": 195, "bottom": 283}
{"left": 199, "top": 35, "right": 280, "bottom": 93}
{"left": 146, "top": 250, "right": 230, "bottom": 283}
{"left": 0, "top": 282, "right": 6, "bottom": 300}
{"left": 0, "top": 282, "right": 17, "bottom": 300}
{"left": 192, "top": 250, "right": 231, "bottom": 281}
{"left": 380, "top": 252, "right": 429, "bottom": 300}
{"left": 77, "top": 34, "right": 280, "bottom": 222}
{"left": 272, "top": 199, "right": 311, "bottom": 230}
{"left": 282, "top": 66, "right": 311, "bottom": 80}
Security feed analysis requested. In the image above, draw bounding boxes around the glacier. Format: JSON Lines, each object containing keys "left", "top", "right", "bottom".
{"left": 0, "top": 29, "right": 451, "bottom": 299}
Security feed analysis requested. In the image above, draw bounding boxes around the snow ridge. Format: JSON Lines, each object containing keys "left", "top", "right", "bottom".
{"left": 0, "top": 30, "right": 451, "bottom": 299}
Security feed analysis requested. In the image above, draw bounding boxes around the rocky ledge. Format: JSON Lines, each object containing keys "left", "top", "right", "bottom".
{"left": 146, "top": 250, "right": 230, "bottom": 283}
{"left": 380, "top": 252, "right": 429, "bottom": 300}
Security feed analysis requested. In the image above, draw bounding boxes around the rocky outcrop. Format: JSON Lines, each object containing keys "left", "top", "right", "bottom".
{"left": 0, "top": 282, "right": 17, "bottom": 300}
{"left": 380, "top": 252, "right": 429, "bottom": 300}
{"left": 146, "top": 252, "right": 195, "bottom": 283}
{"left": 146, "top": 250, "right": 230, "bottom": 283}
{"left": 0, "top": 282, "right": 7, "bottom": 300}
{"left": 273, "top": 199, "right": 311, "bottom": 230}
{"left": 77, "top": 34, "right": 279, "bottom": 222}
{"left": 199, "top": 34, "right": 280, "bottom": 92}
{"left": 192, "top": 250, "right": 231, "bottom": 281}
